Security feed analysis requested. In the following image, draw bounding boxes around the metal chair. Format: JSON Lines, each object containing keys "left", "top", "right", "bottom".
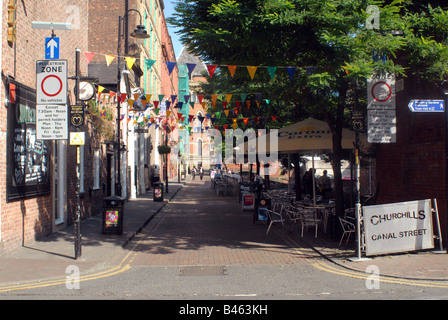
{"left": 264, "top": 208, "right": 286, "bottom": 235}
{"left": 338, "top": 217, "right": 356, "bottom": 248}
{"left": 299, "top": 208, "right": 323, "bottom": 238}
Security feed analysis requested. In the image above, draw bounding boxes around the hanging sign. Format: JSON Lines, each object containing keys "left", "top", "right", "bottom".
{"left": 363, "top": 199, "right": 434, "bottom": 256}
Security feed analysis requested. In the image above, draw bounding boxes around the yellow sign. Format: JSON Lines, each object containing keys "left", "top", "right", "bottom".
{"left": 70, "top": 132, "right": 85, "bottom": 145}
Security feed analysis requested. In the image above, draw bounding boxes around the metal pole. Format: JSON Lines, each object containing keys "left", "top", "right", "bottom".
{"left": 74, "top": 48, "right": 82, "bottom": 259}
{"left": 116, "top": 16, "right": 122, "bottom": 197}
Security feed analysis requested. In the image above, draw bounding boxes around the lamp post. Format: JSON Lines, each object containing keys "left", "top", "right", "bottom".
{"left": 116, "top": 9, "right": 149, "bottom": 196}
{"left": 441, "top": 80, "right": 448, "bottom": 253}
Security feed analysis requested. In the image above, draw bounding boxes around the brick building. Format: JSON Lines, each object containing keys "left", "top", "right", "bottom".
{"left": 0, "top": 0, "right": 89, "bottom": 254}
{"left": 374, "top": 74, "right": 447, "bottom": 246}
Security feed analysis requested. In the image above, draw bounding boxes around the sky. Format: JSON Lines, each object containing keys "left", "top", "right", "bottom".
{"left": 164, "top": 0, "right": 183, "bottom": 59}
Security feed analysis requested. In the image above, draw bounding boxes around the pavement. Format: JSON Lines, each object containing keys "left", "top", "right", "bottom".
{"left": 0, "top": 176, "right": 447, "bottom": 293}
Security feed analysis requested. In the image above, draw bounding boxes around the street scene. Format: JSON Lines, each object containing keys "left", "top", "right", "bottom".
{"left": 1, "top": 0, "right": 448, "bottom": 306}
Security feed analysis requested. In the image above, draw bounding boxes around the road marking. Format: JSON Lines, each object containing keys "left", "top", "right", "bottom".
{"left": 0, "top": 264, "right": 131, "bottom": 293}
{"left": 312, "top": 261, "right": 448, "bottom": 289}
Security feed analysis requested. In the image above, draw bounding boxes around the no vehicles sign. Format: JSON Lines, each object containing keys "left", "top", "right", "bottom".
{"left": 36, "top": 60, "right": 67, "bottom": 104}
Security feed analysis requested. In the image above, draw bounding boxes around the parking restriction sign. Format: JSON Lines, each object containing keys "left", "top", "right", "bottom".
{"left": 36, "top": 60, "right": 67, "bottom": 104}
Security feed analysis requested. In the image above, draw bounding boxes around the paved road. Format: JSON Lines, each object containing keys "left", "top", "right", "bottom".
{"left": 2, "top": 177, "right": 448, "bottom": 303}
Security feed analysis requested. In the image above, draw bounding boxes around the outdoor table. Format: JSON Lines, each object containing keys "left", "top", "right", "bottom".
{"left": 304, "top": 204, "right": 335, "bottom": 233}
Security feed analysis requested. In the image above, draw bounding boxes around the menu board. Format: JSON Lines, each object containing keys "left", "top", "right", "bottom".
{"left": 7, "top": 80, "right": 51, "bottom": 201}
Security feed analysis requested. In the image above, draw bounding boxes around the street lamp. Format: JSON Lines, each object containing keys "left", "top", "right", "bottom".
{"left": 116, "top": 9, "right": 150, "bottom": 196}
{"left": 441, "top": 80, "right": 448, "bottom": 253}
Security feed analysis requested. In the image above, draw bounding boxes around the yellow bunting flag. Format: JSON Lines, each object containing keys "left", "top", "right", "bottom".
{"left": 247, "top": 66, "right": 257, "bottom": 80}
{"left": 125, "top": 57, "right": 136, "bottom": 70}
{"left": 105, "top": 54, "right": 115, "bottom": 67}
{"left": 146, "top": 94, "right": 152, "bottom": 102}
{"left": 127, "top": 100, "right": 134, "bottom": 109}
{"left": 224, "top": 109, "right": 230, "bottom": 117}
{"left": 225, "top": 94, "right": 232, "bottom": 104}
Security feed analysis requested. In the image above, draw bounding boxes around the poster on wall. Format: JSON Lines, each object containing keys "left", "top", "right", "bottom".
{"left": 7, "top": 79, "right": 51, "bottom": 202}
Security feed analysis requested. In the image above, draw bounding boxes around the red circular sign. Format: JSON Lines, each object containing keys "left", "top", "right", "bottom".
{"left": 371, "top": 81, "right": 392, "bottom": 102}
{"left": 41, "top": 75, "right": 63, "bottom": 97}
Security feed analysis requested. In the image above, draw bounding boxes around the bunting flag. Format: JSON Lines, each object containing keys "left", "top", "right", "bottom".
{"left": 105, "top": 55, "right": 115, "bottom": 67}
{"left": 171, "top": 95, "right": 177, "bottom": 103}
{"left": 243, "top": 118, "right": 249, "bottom": 126}
{"left": 247, "top": 66, "right": 258, "bottom": 80}
{"left": 223, "top": 109, "right": 230, "bottom": 117}
{"left": 266, "top": 66, "right": 277, "bottom": 80}
{"left": 166, "top": 61, "right": 177, "bottom": 75}
{"left": 177, "top": 102, "right": 183, "bottom": 109}
{"left": 146, "top": 94, "right": 152, "bottom": 102}
{"left": 225, "top": 94, "right": 232, "bottom": 104}
{"left": 198, "top": 116, "right": 205, "bottom": 123}
{"left": 186, "top": 63, "right": 196, "bottom": 76}
{"left": 227, "top": 65, "right": 237, "bottom": 77}
{"left": 84, "top": 52, "right": 96, "bottom": 63}
{"left": 240, "top": 93, "right": 247, "bottom": 102}
{"left": 153, "top": 100, "right": 159, "bottom": 108}
{"left": 184, "top": 95, "right": 190, "bottom": 104}
{"left": 188, "top": 115, "right": 195, "bottom": 123}
{"left": 207, "top": 64, "right": 217, "bottom": 78}
{"left": 145, "top": 59, "right": 156, "bottom": 70}
{"left": 158, "top": 94, "right": 165, "bottom": 102}
{"left": 211, "top": 94, "right": 218, "bottom": 108}
{"left": 286, "top": 67, "right": 296, "bottom": 80}
{"left": 222, "top": 101, "right": 227, "bottom": 109}
{"left": 125, "top": 57, "right": 136, "bottom": 70}
{"left": 198, "top": 95, "right": 204, "bottom": 104}
{"left": 120, "top": 93, "right": 127, "bottom": 103}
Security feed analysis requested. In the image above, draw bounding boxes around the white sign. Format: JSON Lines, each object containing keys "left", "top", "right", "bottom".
{"left": 70, "top": 132, "right": 85, "bottom": 145}
{"left": 36, "top": 60, "right": 67, "bottom": 104}
{"left": 363, "top": 199, "right": 434, "bottom": 256}
{"left": 367, "top": 109, "right": 396, "bottom": 143}
{"left": 367, "top": 73, "right": 396, "bottom": 110}
{"left": 36, "top": 105, "right": 68, "bottom": 140}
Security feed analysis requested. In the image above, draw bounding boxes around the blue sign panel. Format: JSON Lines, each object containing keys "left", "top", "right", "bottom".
{"left": 408, "top": 100, "right": 444, "bottom": 112}
{"left": 45, "top": 37, "right": 60, "bottom": 59}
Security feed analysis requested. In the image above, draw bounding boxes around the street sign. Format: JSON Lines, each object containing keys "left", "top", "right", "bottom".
{"left": 69, "top": 105, "right": 85, "bottom": 128}
{"left": 36, "top": 105, "right": 68, "bottom": 140}
{"left": 408, "top": 99, "right": 445, "bottom": 112}
{"left": 70, "top": 132, "right": 85, "bottom": 145}
{"left": 367, "top": 109, "right": 396, "bottom": 143}
{"left": 367, "top": 73, "right": 396, "bottom": 110}
{"left": 45, "top": 37, "right": 60, "bottom": 59}
{"left": 36, "top": 60, "right": 67, "bottom": 104}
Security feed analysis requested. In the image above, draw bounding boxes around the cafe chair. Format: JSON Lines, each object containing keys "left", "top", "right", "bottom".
{"left": 265, "top": 208, "right": 285, "bottom": 235}
{"left": 338, "top": 217, "right": 356, "bottom": 248}
{"left": 299, "top": 208, "right": 322, "bottom": 238}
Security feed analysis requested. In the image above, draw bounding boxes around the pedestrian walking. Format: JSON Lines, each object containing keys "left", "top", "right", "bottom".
{"left": 199, "top": 167, "right": 204, "bottom": 180}
{"left": 192, "top": 166, "right": 197, "bottom": 180}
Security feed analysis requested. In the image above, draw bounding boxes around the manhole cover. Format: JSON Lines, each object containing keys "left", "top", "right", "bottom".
{"left": 179, "top": 266, "right": 227, "bottom": 276}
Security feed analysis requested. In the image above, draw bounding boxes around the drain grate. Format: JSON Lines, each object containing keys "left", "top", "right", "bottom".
{"left": 179, "top": 266, "right": 227, "bottom": 276}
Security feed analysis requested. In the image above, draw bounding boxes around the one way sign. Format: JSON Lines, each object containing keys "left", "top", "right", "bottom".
{"left": 45, "top": 37, "right": 60, "bottom": 59}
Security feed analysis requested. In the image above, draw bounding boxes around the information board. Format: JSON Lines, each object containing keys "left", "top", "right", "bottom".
{"left": 36, "top": 105, "right": 68, "bottom": 140}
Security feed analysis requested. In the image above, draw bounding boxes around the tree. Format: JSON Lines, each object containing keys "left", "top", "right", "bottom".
{"left": 169, "top": 0, "right": 448, "bottom": 216}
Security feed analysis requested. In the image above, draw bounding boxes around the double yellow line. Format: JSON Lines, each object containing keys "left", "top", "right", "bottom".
{"left": 0, "top": 264, "right": 131, "bottom": 293}
{"left": 280, "top": 232, "right": 448, "bottom": 289}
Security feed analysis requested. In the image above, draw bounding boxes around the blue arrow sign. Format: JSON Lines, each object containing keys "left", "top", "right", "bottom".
{"left": 45, "top": 37, "right": 60, "bottom": 59}
{"left": 408, "top": 99, "right": 444, "bottom": 112}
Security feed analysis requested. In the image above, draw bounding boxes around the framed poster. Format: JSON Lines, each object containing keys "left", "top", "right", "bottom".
{"left": 6, "top": 79, "right": 51, "bottom": 202}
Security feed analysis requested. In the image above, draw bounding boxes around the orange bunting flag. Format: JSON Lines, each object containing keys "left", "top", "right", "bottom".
{"left": 105, "top": 54, "right": 115, "bottom": 67}
{"left": 243, "top": 118, "right": 249, "bottom": 125}
{"left": 84, "top": 52, "right": 95, "bottom": 63}
{"left": 233, "top": 108, "right": 238, "bottom": 115}
{"left": 127, "top": 100, "right": 134, "bottom": 108}
{"left": 247, "top": 66, "right": 257, "bottom": 80}
{"left": 211, "top": 94, "right": 218, "bottom": 109}
{"left": 201, "top": 101, "right": 207, "bottom": 109}
{"left": 232, "top": 123, "right": 238, "bottom": 130}
{"left": 225, "top": 94, "right": 232, "bottom": 104}
{"left": 246, "top": 100, "right": 251, "bottom": 109}
{"left": 223, "top": 109, "right": 230, "bottom": 117}
{"left": 227, "top": 65, "right": 237, "bottom": 77}
{"left": 146, "top": 94, "right": 152, "bottom": 102}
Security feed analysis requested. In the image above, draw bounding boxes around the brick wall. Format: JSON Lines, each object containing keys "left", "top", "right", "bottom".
{"left": 375, "top": 75, "right": 447, "bottom": 245}
{"left": 0, "top": 0, "right": 89, "bottom": 254}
